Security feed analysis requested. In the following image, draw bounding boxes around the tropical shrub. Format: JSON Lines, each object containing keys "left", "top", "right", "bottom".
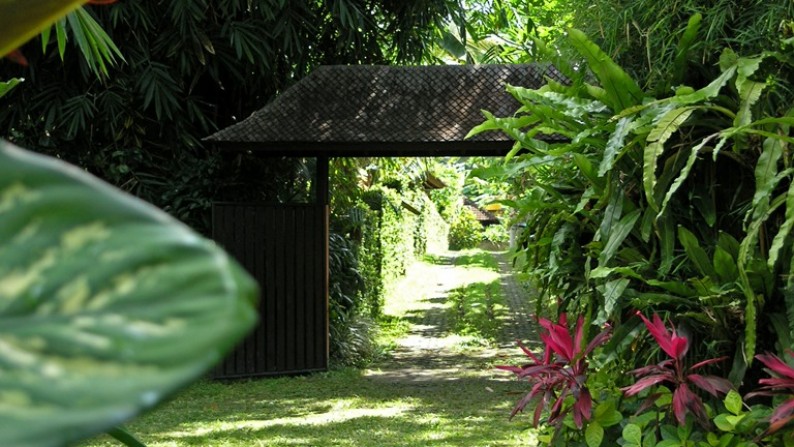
{"left": 497, "top": 314, "right": 611, "bottom": 430}
{"left": 566, "top": 0, "right": 794, "bottom": 93}
{"left": 483, "top": 223, "right": 510, "bottom": 245}
{"left": 472, "top": 24, "right": 794, "bottom": 386}
{"left": 449, "top": 207, "right": 483, "bottom": 250}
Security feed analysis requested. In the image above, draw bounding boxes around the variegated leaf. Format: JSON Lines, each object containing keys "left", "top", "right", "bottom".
{"left": 0, "top": 141, "right": 258, "bottom": 447}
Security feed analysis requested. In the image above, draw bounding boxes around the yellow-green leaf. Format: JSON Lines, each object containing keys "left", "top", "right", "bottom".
{"left": 0, "top": 0, "right": 89, "bottom": 57}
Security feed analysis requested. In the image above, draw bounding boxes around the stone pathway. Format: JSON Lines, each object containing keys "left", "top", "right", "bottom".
{"left": 365, "top": 249, "right": 537, "bottom": 384}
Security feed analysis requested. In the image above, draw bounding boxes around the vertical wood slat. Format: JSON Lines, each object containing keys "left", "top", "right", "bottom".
{"left": 211, "top": 203, "right": 328, "bottom": 379}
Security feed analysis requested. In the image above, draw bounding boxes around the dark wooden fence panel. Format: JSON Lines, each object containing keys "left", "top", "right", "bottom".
{"left": 211, "top": 203, "right": 328, "bottom": 378}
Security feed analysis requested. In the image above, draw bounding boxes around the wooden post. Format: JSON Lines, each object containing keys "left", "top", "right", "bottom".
{"left": 316, "top": 156, "right": 330, "bottom": 368}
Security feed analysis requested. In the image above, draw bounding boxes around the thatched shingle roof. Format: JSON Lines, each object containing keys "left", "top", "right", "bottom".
{"left": 205, "top": 64, "right": 562, "bottom": 157}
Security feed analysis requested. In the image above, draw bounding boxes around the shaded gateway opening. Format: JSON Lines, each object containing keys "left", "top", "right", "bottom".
{"left": 205, "top": 64, "right": 562, "bottom": 378}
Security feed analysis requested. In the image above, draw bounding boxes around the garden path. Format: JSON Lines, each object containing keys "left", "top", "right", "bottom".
{"left": 365, "top": 249, "right": 540, "bottom": 385}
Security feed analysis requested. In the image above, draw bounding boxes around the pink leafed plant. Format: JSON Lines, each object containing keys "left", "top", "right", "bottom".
{"left": 746, "top": 352, "right": 794, "bottom": 435}
{"left": 621, "top": 311, "right": 732, "bottom": 426}
{"left": 497, "top": 313, "right": 611, "bottom": 429}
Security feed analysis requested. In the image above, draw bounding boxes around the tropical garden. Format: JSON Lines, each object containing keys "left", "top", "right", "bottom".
{"left": 2, "top": 0, "right": 794, "bottom": 446}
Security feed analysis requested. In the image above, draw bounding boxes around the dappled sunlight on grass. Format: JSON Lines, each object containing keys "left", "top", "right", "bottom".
{"left": 78, "top": 248, "right": 541, "bottom": 447}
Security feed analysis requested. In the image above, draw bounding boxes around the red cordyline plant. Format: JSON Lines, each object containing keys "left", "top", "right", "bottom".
{"left": 746, "top": 351, "right": 794, "bottom": 435}
{"left": 622, "top": 312, "right": 733, "bottom": 426}
{"left": 497, "top": 313, "right": 611, "bottom": 429}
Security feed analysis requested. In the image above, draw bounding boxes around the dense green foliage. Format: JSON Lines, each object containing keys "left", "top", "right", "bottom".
{"left": 478, "top": 20, "right": 794, "bottom": 444}
{"left": 567, "top": 0, "right": 794, "bottom": 92}
{"left": 428, "top": 0, "right": 571, "bottom": 63}
{"left": 448, "top": 207, "right": 483, "bottom": 250}
{"left": 328, "top": 159, "right": 450, "bottom": 365}
{"left": 0, "top": 0, "right": 459, "bottom": 234}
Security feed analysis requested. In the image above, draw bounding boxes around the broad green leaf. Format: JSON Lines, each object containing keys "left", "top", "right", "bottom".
{"left": 644, "top": 107, "right": 695, "bottom": 211}
{"left": 646, "top": 279, "right": 696, "bottom": 297}
{"left": 657, "top": 213, "right": 675, "bottom": 275}
{"left": 657, "top": 134, "right": 717, "bottom": 218}
{"left": 594, "top": 400, "right": 623, "bottom": 427}
{"left": 669, "top": 14, "right": 701, "bottom": 88}
{"left": 0, "top": 141, "right": 258, "bottom": 446}
{"left": 643, "top": 142, "right": 664, "bottom": 211}
{"left": 768, "top": 313, "right": 792, "bottom": 354}
{"left": 598, "top": 182, "right": 624, "bottom": 242}
{"left": 622, "top": 424, "right": 642, "bottom": 445}
{"left": 0, "top": 77, "right": 21, "bottom": 99}
{"left": 724, "top": 390, "right": 743, "bottom": 416}
{"left": 596, "top": 278, "right": 630, "bottom": 325}
{"left": 736, "top": 56, "right": 764, "bottom": 80}
{"left": 438, "top": 29, "right": 466, "bottom": 59}
{"left": 678, "top": 226, "right": 717, "bottom": 280}
{"left": 586, "top": 421, "right": 605, "bottom": 447}
{"left": 599, "top": 209, "right": 641, "bottom": 266}
{"left": 629, "top": 292, "right": 692, "bottom": 307}
{"left": 574, "top": 153, "right": 604, "bottom": 191}
{"left": 713, "top": 414, "right": 734, "bottom": 432}
{"left": 599, "top": 117, "right": 634, "bottom": 176}
{"left": 767, "top": 180, "right": 794, "bottom": 270}
{"left": 734, "top": 79, "right": 766, "bottom": 127}
{"left": 467, "top": 110, "right": 539, "bottom": 139}
{"left": 647, "top": 107, "right": 695, "bottom": 143}
{"left": 567, "top": 28, "right": 644, "bottom": 111}
{"left": 589, "top": 266, "right": 643, "bottom": 281}
{"left": 691, "top": 180, "right": 717, "bottom": 228}
{"left": 718, "top": 232, "right": 740, "bottom": 259}
{"left": 0, "top": 0, "right": 88, "bottom": 57}
{"left": 751, "top": 137, "right": 784, "bottom": 220}
{"left": 713, "top": 246, "right": 738, "bottom": 284}
{"left": 669, "top": 65, "right": 737, "bottom": 106}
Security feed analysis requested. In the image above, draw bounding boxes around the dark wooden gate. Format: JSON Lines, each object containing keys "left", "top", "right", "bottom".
{"left": 211, "top": 203, "right": 328, "bottom": 378}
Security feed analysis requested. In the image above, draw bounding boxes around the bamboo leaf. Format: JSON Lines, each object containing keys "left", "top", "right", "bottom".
{"left": 567, "top": 28, "right": 644, "bottom": 111}
{"left": 0, "top": 77, "right": 22, "bottom": 99}
{"left": 598, "top": 209, "right": 641, "bottom": 266}
{"left": 55, "top": 18, "right": 67, "bottom": 58}
{"left": 678, "top": 226, "right": 718, "bottom": 280}
{"left": 0, "top": 141, "right": 258, "bottom": 446}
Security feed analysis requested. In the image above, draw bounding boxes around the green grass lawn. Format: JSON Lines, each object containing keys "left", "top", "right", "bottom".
{"left": 80, "top": 369, "right": 537, "bottom": 447}
{"left": 79, "top": 248, "right": 538, "bottom": 447}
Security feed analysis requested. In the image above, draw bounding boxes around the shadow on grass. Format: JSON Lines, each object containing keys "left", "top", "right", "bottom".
{"left": 83, "top": 371, "right": 530, "bottom": 447}
{"left": 79, "top": 248, "right": 537, "bottom": 447}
